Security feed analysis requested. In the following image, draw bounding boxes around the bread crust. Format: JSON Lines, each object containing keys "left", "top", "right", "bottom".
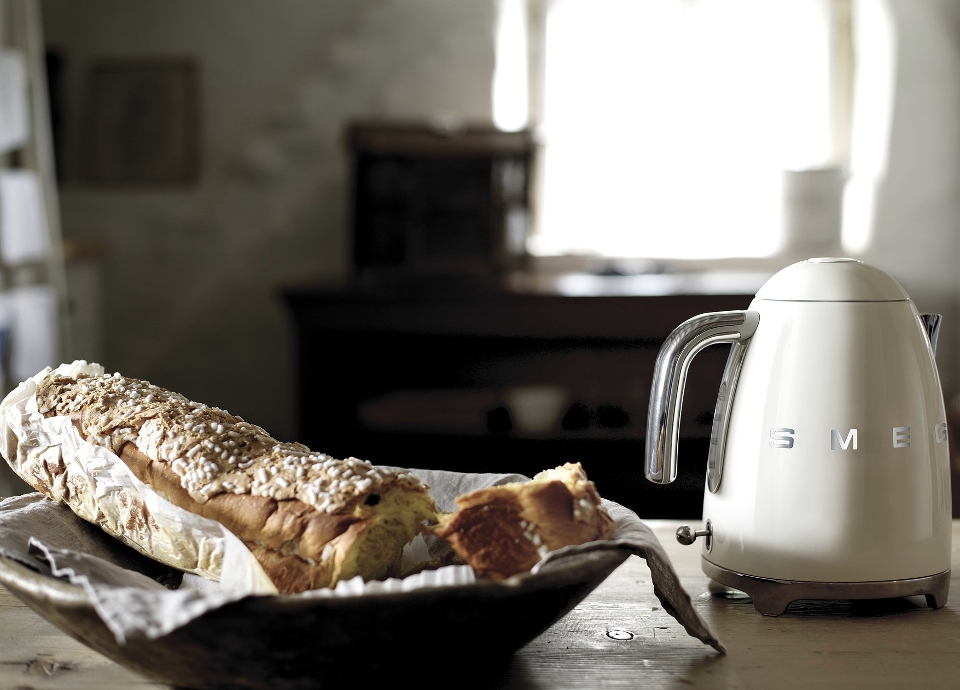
{"left": 118, "top": 442, "right": 363, "bottom": 592}
{"left": 434, "top": 463, "right": 615, "bottom": 580}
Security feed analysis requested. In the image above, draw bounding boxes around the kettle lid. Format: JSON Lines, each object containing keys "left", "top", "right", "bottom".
{"left": 756, "top": 258, "right": 910, "bottom": 302}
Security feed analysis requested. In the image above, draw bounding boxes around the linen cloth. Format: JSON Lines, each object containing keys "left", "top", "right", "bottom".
{"left": 0, "top": 467, "right": 724, "bottom": 653}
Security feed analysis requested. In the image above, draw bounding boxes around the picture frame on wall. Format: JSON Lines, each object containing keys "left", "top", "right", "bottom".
{"left": 82, "top": 57, "right": 200, "bottom": 186}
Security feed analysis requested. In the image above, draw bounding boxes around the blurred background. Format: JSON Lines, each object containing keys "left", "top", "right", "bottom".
{"left": 0, "top": 0, "right": 958, "bottom": 516}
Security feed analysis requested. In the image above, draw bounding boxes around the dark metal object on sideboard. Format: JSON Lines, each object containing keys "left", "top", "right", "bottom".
{"left": 348, "top": 121, "right": 534, "bottom": 277}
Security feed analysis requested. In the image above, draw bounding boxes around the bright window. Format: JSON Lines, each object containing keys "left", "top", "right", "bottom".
{"left": 509, "top": 0, "right": 844, "bottom": 259}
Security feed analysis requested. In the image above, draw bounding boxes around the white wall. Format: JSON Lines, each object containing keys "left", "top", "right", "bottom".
{"left": 865, "top": 0, "right": 960, "bottom": 291}
{"left": 861, "top": 0, "right": 960, "bottom": 398}
{"left": 40, "top": 0, "right": 960, "bottom": 436}
{"left": 41, "top": 0, "right": 496, "bottom": 439}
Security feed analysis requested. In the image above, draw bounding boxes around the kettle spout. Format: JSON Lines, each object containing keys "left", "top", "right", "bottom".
{"left": 921, "top": 313, "right": 942, "bottom": 355}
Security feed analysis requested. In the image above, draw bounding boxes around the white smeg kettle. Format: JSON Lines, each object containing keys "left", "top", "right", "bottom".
{"left": 646, "top": 258, "right": 951, "bottom": 615}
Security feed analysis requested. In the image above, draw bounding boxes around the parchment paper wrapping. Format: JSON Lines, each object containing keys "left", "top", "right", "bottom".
{"left": 0, "top": 362, "right": 277, "bottom": 596}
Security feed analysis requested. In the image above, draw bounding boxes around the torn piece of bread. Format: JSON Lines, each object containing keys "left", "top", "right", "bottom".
{"left": 433, "top": 462, "right": 615, "bottom": 580}
{"left": 21, "top": 365, "right": 437, "bottom": 594}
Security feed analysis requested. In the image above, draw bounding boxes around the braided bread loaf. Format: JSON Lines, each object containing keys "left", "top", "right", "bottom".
{"left": 12, "top": 363, "right": 437, "bottom": 594}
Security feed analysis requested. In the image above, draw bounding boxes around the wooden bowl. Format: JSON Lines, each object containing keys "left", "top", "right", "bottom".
{"left": 0, "top": 548, "right": 628, "bottom": 689}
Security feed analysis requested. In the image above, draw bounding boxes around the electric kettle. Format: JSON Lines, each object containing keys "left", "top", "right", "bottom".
{"left": 646, "top": 258, "right": 951, "bottom": 615}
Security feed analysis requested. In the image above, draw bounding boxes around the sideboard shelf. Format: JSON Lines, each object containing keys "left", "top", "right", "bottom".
{"left": 283, "top": 279, "right": 754, "bottom": 517}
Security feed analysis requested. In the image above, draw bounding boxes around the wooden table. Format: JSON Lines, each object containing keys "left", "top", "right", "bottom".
{"left": 2, "top": 520, "right": 959, "bottom": 689}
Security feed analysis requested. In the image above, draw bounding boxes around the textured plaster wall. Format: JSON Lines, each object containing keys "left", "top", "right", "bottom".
{"left": 41, "top": 0, "right": 496, "bottom": 440}
{"left": 39, "top": 0, "right": 960, "bottom": 437}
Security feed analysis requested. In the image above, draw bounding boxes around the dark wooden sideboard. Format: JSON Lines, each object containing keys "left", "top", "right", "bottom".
{"left": 283, "top": 279, "right": 754, "bottom": 518}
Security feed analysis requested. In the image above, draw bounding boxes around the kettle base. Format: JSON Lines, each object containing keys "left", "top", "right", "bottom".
{"left": 702, "top": 557, "right": 950, "bottom": 616}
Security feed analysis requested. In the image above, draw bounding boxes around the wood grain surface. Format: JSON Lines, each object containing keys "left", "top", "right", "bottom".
{"left": 3, "top": 520, "right": 960, "bottom": 689}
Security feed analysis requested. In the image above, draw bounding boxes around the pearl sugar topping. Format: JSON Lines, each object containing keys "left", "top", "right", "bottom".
{"left": 36, "top": 372, "right": 422, "bottom": 514}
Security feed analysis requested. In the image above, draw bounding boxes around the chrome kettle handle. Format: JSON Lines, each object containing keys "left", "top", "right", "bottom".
{"left": 645, "top": 310, "right": 760, "bottom": 486}
{"left": 921, "top": 313, "right": 942, "bottom": 355}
